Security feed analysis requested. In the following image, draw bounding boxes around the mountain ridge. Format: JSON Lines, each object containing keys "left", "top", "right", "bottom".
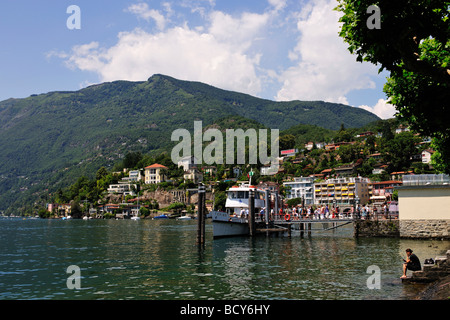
{"left": 0, "top": 74, "right": 380, "bottom": 212}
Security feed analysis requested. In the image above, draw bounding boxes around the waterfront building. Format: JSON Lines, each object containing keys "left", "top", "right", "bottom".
{"left": 283, "top": 177, "right": 315, "bottom": 205}
{"left": 314, "top": 177, "right": 370, "bottom": 206}
{"left": 397, "top": 174, "right": 450, "bottom": 239}
{"left": 57, "top": 204, "right": 72, "bottom": 217}
{"left": 144, "top": 163, "right": 168, "bottom": 184}
{"left": 369, "top": 180, "right": 403, "bottom": 204}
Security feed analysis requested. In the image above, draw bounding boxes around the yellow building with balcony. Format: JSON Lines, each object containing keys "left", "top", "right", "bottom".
{"left": 144, "top": 163, "right": 168, "bottom": 184}
{"left": 314, "top": 177, "right": 370, "bottom": 206}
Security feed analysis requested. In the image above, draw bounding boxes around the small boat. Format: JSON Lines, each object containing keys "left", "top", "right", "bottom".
{"left": 153, "top": 214, "right": 169, "bottom": 220}
{"left": 177, "top": 215, "right": 192, "bottom": 221}
{"left": 131, "top": 216, "right": 140, "bottom": 221}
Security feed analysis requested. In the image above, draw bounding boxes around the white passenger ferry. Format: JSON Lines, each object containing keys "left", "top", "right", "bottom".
{"left": 210, "top": 183, "right": 266, "bottom": 238}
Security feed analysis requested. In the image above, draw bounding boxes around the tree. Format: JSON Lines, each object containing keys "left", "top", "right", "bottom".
{"left": 334, "top": 124, "right": 353, "bottom": 142}
{"left": 384, "top": 132, "right": 419, "bottom": 172}
{"left": 336, "top": 0, "right": 450, "bottom": 173}
{"left": 123, "top": 152, "right": 143, "bottom": 169}
{"left": 38, "top": 207, "right": 50, "bottom": 219}
{"left": 213, "top": 191, "right": 227, "bottom": 211}
{"left": 287, "top": 198, "right": 302, "bottom": 207}
{"left": 279, "top": 134, "right": 296, "bottom": 150}
{"left": 139, "top": 206, "right": 150, "bottom": 217}
{"left": 96, "top": 167, "right": 108, "bottom": 181}
{"left": 70, "top": 200, "right": 83, "bottom": 219}
{"left": 338, "top": 144, "right": 359, "bottom": 163}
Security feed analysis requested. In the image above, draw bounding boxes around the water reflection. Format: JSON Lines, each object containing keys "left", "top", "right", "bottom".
{"left": 0, "top": 219, "right": 448, "bottom": 300}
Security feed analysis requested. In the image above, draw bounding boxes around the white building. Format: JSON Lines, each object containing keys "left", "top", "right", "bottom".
{"left": 421, "top": 149, "right": 434, "bottom": 164}
{"left": 107, "top": 183, "right": 136, "bottom": 196}
{"left": 178, "top": 156, "right": 198, "bottom": 172}
{"left": 283, "top": 177, "right": 315, "bottom": 205}
{"left": 121, "top": 170, "right": 143, "bottom": 182}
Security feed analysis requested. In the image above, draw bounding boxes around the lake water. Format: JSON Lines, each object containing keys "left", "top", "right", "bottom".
{"left": 0, "top": 218, "right": 448, "bottom": 300}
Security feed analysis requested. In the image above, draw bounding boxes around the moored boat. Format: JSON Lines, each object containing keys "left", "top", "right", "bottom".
{"left": 177, "top": 215, "right": 192, "bottom": 220}
{"left": 153, "top": 214, "right": 169, "bottom": 220}
{"left": 211, "top": 183, "right": 267, "bottom": 238}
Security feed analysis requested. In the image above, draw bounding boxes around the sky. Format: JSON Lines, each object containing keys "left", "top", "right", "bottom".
{"left": 0, "top": 0, "right": 396, "bottom": 119}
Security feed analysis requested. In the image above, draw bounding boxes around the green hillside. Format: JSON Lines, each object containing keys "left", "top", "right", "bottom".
{"left": 0, "top": 74, "right": 379, "bottom": 213}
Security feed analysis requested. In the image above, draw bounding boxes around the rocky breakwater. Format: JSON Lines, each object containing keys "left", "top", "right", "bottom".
{"left": 404, "top": 250, "right": 450, "bottom": 284}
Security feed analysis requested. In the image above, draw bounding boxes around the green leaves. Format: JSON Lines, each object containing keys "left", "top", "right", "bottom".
{"left": 337, "top": 0, "right": 450, "bottom": 173}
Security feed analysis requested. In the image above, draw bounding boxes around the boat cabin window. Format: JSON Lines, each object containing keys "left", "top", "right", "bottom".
{"left": 228, "top": 191, "right": 249, "bottom": 199}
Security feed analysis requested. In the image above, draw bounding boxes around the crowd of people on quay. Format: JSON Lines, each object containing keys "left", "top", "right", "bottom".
{"left": 236, "top": 203, "right": 394, "bottom": 221}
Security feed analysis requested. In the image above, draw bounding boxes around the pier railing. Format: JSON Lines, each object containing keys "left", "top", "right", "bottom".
{"left": 265, "top": 212, "right": 398, "bottom": 223}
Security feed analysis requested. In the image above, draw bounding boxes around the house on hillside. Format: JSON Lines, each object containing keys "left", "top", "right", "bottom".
{"left": 422, "top": 149, "right": 435, "bottom": 164}
{"left": 356, "top": 131, "right": 374, "bottom": 138}
{"left": 107, "top": 183, "right": 136, "bottom": 196}
{"left": 334, "top": 161, "right": 362, "bottom": 176}
{"left": 178, "top": 156, "right": 198, "bottom": 171}
{"left": 305, "top": 142, "right": 314, "bottom": 151}
{"left": 145, "top": 163, "right": 168, "bottom": 184}
{"left": 183, "top": 167, "right": 203, "bottom": 184}
{"left": 395, "top": 124, "right": 410, "bottom": 134}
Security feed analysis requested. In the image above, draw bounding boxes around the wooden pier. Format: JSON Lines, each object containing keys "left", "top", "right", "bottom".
{"left": 253, "top": 218, "right": 355, "bottom": 237}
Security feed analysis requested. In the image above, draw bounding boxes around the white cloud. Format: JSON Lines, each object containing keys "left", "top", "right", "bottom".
{"left": 208, "top": 11, "right": 269, "bottom": 50}
{"left": 359, "top": 99, "right": 397, "bottom": 119}
{"left": 57, "top": 0, "right": 388, "bottom": 108}
{"left": 65, "top": 25, "right": 264, "bottom": 96}
{"left": 61, "top": 2, "right": 276, "bottom": 96}
{"left": 268, "top": 0, "right": 287, "bottom": 12}
{"left": 275, "top": 0, "right": 378, "bottom": 103}
{"left": 126, "top": 3, "right": 167, "bottom": 30}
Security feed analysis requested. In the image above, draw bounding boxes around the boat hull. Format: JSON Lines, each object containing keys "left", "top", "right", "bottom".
{"left": 211, "top": 210, "right": 249, "bottom": 238}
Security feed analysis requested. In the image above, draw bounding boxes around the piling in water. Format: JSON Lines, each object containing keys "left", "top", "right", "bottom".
{"left": 196, "top": 184, "right": 206, "bottom": 246}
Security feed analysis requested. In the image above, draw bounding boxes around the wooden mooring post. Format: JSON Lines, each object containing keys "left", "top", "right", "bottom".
{"left": 196, "top": 184, "right": 206, "bottom": 246}
{"left": 248, "top": 188, "right": 256, "bottom": 237}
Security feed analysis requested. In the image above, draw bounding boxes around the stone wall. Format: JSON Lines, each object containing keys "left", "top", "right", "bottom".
{"left": 399, "top": 220, "right": 450, "bottom": 239}
{"left": 141, "top": 189, "right": 212, "bottom": 208}
{"left": 354, "top": 219, "right": 400, "bottom": 238}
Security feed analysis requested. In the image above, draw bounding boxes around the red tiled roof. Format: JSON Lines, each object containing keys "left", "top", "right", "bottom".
{"left": 371, "top": 180, "right": 402, "bottom": 185}
{"left": 145, "top": 163, "right": 168, "bottom": 169}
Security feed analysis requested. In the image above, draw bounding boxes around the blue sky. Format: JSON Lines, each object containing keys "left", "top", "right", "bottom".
{"left": 0, "top": 0, "right": 396, "bottom": 119}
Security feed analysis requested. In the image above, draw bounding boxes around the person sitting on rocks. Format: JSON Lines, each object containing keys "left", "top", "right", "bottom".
{"left": 401, "top": 248, "right": 421, "bottom": 279}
